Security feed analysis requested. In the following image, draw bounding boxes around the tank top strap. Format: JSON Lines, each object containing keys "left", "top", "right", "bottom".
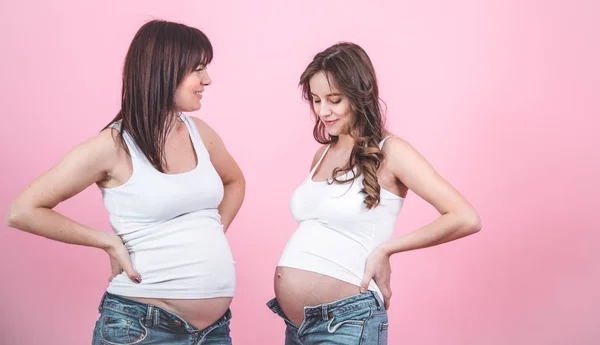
{"left": 379, "top": 136, "right": 393, "bottom": 149}
{"left": 309, "top": 144, "right": 331, "bottom": 177}
{"left": 108, "top": 122, "right": 143, "bottom": 159}
{"left": 179, "top": 114, "right": 209, "bottom": 157}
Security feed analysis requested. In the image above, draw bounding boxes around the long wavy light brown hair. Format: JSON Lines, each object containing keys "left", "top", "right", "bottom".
{"left": 105, "top": 20, "right": 213, "bottom": 172}
{"left": 300, "top": 42, "right": 387, "bottom": 209}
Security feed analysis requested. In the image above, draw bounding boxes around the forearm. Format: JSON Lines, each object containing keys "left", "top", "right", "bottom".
{"left": 378, "top": 212, "right": 481, "bottom": 255}
{"left": 218, "top": 180, "right": 245, "bottom": 232}
{"left": 6, "top": 205, "right": 114, "bottom": 250}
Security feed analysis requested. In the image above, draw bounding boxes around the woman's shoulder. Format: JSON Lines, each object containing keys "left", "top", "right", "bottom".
{"left": 187, "top": 115, "right": 222, "bottom": 148}
{"left": 309, "top": 145, "right": 328, "bottom": 171}
{"left": 380, "top": 134, "right": 410, "bottom": 152}
{"left": 93, "top": 126, "right": 129, "bottom": 161}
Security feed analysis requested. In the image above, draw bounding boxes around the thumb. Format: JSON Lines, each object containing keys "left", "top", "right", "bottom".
{"left": 121, "top": 259, "right": 142, "bottom": 284}
{"left": 360, "top": 271, "right": 373, "bottom": 293}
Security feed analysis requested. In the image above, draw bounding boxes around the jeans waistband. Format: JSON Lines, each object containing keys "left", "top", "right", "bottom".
{"left": 267, "top": 291, "right": 384, "bottom": 322}
{"left": 98, "top": 292, "right": 232, "bottom": 333}
{"left": 303, "top": 291, "right": 384, "bottom": 320}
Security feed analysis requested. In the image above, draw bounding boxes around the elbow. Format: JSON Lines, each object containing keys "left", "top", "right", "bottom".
{"left": 239, "top": 173, "right": 247, "bottom": 188}
{"left": 5, "top": 200, "right": 37, "bottom": 230}
{"left": 5, "top": 203, "right": 25, "bottom": 229}
{"left": 224, "top": 172, "right": 246, "bottom": 199}
{"left": 239, "top": 175, "right": 247, "bottom": 200}
{"left": 462, "top": 210, "right": 482, "bottom": 235}
{"left": 227, "top": 170, "right": 246, "bottom": 188}
{"left": 236, "top": 172, "right": 247, "bottom": 192}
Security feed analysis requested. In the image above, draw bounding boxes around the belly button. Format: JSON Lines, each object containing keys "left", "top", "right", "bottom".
{"left": 277, "top": 273, "right": 282, "bottom": 278}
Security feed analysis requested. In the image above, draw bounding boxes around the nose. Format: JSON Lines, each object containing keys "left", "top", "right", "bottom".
{"left": 318, "top": 102, "right": 331, "bottom": 117}
{"left": 202, "top": 69, "right": 212, "bottom": 86}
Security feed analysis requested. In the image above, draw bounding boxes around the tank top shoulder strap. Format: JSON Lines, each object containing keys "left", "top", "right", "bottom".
{"left": 309, "top": 144, "right": 331, "bottom": 177}
{"left": 379, "top": 136, "right": 393, "bottom": 149}
{"left": 179, "top": 114, "right": 209, "bottom": 157}
{"left": 107, "top": 122, "right": 143, "bottom": 158}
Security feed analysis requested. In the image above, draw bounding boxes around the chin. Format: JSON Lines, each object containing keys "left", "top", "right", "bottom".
{"left": 325, "top": 126, "right": 343, "bottom": 137}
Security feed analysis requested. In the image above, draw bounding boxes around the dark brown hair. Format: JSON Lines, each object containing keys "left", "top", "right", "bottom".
{"left": 105, "top": 20, "right": 213, "bottom": 172}
{"left": 300, "top": 42, "right": 386, "bottom": 209}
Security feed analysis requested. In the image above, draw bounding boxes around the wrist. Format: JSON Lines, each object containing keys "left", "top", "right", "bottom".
{"left": 376, "top": 244, "right": 394, "bottom": 257}
{"left": 96, "top": 230, "right": 120, "bottom": 252}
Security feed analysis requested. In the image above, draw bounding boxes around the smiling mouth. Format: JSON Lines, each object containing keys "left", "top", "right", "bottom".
{"left": 323, "top": 119, "right": 338, "bottom": 126}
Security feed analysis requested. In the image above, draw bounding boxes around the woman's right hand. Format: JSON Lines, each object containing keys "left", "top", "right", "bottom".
{"left": 104, "top": 233, "right": 141, "bottom": 284}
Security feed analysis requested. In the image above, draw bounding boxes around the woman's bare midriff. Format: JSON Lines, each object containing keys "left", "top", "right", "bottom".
{"left": 126, "top": 296, "right": 232, "bottom": 330}
{"left": 274, "top": 266, "right": 362, "bottom": 326}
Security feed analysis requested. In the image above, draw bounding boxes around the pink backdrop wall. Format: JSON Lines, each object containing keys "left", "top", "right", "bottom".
{"left": 1, "top": 1, "right": 598, "bottom": 344}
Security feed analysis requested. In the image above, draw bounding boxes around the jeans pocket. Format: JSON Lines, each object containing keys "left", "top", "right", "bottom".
{"left": 100, "top": 313, "right": 148, "bottom": 345}
{"left": 324, "top": 306, "right": 372, "bottom": 344}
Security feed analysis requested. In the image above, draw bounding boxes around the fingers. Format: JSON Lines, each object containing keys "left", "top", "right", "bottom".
{"left": 110, "top": 260, "right": 121, "bottom": 282}
{"left": 107, "top": 242, "right": 141, "bottom": 284}
{"left": 381, "top": 287, "right": 392, "bottom": 310}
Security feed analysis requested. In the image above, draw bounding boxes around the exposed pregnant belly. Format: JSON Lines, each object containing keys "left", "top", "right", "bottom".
{"left": 274, "top": 267, "right": 361, "bottom": 326}
{"left": 111, "top": 221, "right": 236, "bottom": 330}
{"left": 128, "top": 296, "right": 232, "bottom": 330}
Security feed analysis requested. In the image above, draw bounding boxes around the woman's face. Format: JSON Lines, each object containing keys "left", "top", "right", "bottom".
{"left": 174, "top": 65, "right": 212, "bottom": 113}
{"left": 309, "top": 71, "right": 354, "bottom": 137}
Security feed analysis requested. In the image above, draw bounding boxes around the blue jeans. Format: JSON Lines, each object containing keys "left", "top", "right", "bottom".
{"left": 92, "top": 292, "right": 232, "bottom": 345}
{"left": 267, "top": 292, "right": 388, "bottom": 345}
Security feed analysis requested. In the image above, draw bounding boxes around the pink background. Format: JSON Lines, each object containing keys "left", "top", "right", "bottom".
{"left": 1, "top": 1, "right": 598, "bottom": 344}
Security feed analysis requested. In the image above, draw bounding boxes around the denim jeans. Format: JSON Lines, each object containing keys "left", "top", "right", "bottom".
{"left": 267, "top": 292, "right": 388, "bottom": 345}
{"left": 92, "top": 292, "right": 232, "bottom": 345}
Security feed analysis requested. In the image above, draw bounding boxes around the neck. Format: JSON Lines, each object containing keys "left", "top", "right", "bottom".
{"left": 335, "top": 133, "right": 354, "bottom": 148}
{"left": 166, "top": 112, "right": 185, "bottom": 137}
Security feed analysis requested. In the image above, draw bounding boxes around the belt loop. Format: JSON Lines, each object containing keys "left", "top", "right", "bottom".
{"left": 321, "top": 305, "right": 328, "bottom": 321}
{"left": 145, "top": 306, "right": 154, "bottom": 328}
{"left": 153, "top": 308, "right": 160, "bottom": 328}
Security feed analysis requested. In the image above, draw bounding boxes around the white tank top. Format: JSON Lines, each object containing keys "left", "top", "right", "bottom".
{"left": 278, "top": 137, "right": 404, "bottom": 299}
{"left": 100, "top": 115, "right": 235, "bottom": 299}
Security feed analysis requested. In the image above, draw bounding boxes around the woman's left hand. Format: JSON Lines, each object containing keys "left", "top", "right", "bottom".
{"left": 360, "top": 248, "right": 392, "bottom": 309}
